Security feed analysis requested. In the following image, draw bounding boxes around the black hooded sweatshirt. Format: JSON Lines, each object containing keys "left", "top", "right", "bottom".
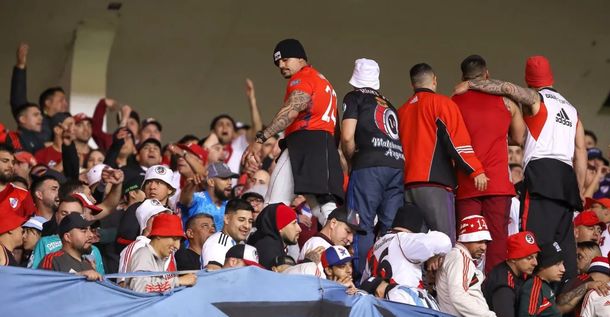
{"left": 247, "top": 203, "right": 287, "bottom": 269}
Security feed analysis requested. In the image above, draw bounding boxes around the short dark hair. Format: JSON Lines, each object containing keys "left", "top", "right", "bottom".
{"left": 0, "top": 144, "right": 15, "bottom": 155}
{"left": 577, "top": 241, "right": 601, "bottom": 253}
{"left": 185, "top": 213, "right": 214, "bottom": 230}
{"left": 82, "top": 149, "right": 106, "bottom": 168}
{"left": 38, "top": 87, "right": 65, "bottom": 110}
{"left": 31, "top": 175, "right": 57, "bottom": 195}
{"left": 460, "top": 55, "right": 487, "bottom": 80}
{"left": 16, "top": 103, "right": 40, "bottom": 120}
{"left": 178, "top": 134, "right": 200, "bottom": 145}
{"left": 225, "top": 198, "right": 254, "bottom": 214}
{"left": 209, "top": 114, "right": 236, "bottom": 131}
{"left": 409, "top": 63, "right": 434, "bottom": 86}
{"left": 584, "top": 130, "right": 598, "bottom": 144}
{"left": 58, "top": 179, "right": 87, "bottom": 201}
{"left": 11, "top": 175, "right": 28, "bottom": 187}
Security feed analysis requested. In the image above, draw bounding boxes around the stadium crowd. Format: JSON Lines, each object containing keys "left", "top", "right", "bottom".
{"left": 1, "top": 39, "right": 610, "bottom": 317}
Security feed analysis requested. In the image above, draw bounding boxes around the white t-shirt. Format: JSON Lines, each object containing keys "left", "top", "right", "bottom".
{"left": 201, "top": 231, "right": 236, "bottom": 268}
{"left": 282, "top": 262, "right": 325, "bottom": 279}
{"left": 581, "top": 282, "right": 610, "bottom": 317}
{"left": 599, "top": 227, "right": 610, "bottom": 257}
{"left": 298, "top": 235, "right": 332, "bottom": 275}
{"left": 226, "top": 134, "right": 249, "bottom": 176}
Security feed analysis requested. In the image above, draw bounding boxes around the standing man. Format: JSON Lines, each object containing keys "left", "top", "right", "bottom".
{"left": 436, "top": 215, "right": 496, "bottom": 317}
{"left": 398, "top": 63, "right": 488, "bottom": 243}
{"left": 460, "top": 56, "right": 587, "bottom": 280}
{"left": 244, "top": 39, "right": 344, "bottom": 225}
{"left": 452, "top": 55, "right": 526, "bottom": 273}
{"left": 341, "top": 58, "right": 404, "bottom": 276}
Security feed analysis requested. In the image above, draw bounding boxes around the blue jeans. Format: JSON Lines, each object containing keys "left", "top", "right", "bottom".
{"left": 347, "top": 166, "right": 404, "bottom": 277}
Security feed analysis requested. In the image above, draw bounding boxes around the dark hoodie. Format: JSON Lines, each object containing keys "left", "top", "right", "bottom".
{"left": 247, "top": 203, "right": 287, "bottom": 269}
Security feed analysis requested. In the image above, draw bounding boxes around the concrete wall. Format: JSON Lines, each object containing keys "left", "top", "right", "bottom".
{"left": 1, "top": 0, "right": 609, "bottom": 148}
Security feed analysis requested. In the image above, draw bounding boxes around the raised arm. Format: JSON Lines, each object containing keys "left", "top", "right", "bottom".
{"left": 245, "top": 79, "right": 264, "bottom": 141}
{"left": 10, "top": 43, "right": 29, "bottom": 117}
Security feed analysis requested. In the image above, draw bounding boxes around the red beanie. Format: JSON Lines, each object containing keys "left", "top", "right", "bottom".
{"left": 525, "top": 55, "right": 554, "bottom": 88}
{"left": 275, "top": 204, "right": 297, "bottom": 231}
{"left": 507, "top": 231, "right": 541, "bottom": 260}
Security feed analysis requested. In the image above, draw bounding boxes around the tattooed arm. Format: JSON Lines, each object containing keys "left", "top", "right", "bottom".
{"left": 556, "top": 280, "right": 609, "bottom": 313}
{"left": 467, "top": 79, "right": 541, "bottom": 116}
{"left": 260, "top": 90, "right": 311, "bottom": 139}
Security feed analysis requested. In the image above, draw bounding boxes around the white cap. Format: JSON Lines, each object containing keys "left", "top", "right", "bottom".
{"left": 457, "top": 215, "right": 492, "bottom": 243}
{"left": 348, "top": 58, "right": 380, "bottom": 90}
{"left": 142, "top": 165, "right": 175, "bottom": 190}
{"left": 86, "top": 163, "right": 108, "bottom": 186}
{"left": 136, "top": 199, "right": 169, "bottom": 234}
{"left": 22, "top": 216, "right": 48, "bottom": 231}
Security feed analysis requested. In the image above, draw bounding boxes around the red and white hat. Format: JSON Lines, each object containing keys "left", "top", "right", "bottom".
{"left": 507, "top": 231, "right": 540, "bottom": 259}
{"left": 142, "top": 165, "right": 175, "bottom": 191}
{"left": 588, "top": 256, "right": 610, "bottom": 275}
{"left": 71, "top": 192, "right": 103, "bottom": 214}
{"left": 457, "top": 215, "right": 492, "bottom": 243}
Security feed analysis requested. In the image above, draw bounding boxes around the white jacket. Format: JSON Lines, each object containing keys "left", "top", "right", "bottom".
{"left": 436, "top": 243, "right": 496, "bottom": 317}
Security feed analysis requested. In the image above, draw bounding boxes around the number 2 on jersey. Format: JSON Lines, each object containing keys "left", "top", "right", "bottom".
{"left": 322, "top": 85, "right": 336, "bottom": 124}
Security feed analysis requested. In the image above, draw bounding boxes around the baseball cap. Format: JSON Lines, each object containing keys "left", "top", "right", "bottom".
{"left": 148, "top": 214, "right": 185, "bottom": 238}
{"left": 574, "top": 210, "right": 606, "bottom": 230}
{"left": 360, "top": 276, "right": 386, "bottom": 295}
{"left": 273, "top": 39, "right": 307, "bottom": 66}
{"left": 525, "top": 55, "right": 554, "bottom": 88}
{"left": 71, "top": 192, "right": 103, "bottom": 214}
{"left": 588, "top": 256, "right": 610, "bottom": 276}
{"left": 137, "top": 138, "right": 162, "bottom": 152}
{"left": 14, "top": 151, "right": 36, "bottom": 166}
{"left": 58, "top": 212, "right": 94, "bottom": 237}
{"left": 349, "top": 58, "right": 380, "bottom": 90}
{"left": 141, "top": 117, "right": 162, "bottom": 131}
{"left": 537, "top": 242, "right": 564, "bottom": 269}
{"left": 585, "top": 198, "right": 610, "bottom": 210}
{"left": 208, "top": 162, "right": 238, "bottom": 179}
{"left": 457, "top": 215, "right": 492, "bottom": 243}
{"left": 271, "top": 255, "right": 296, "bottom": 267}
{"left": 86, "top": 163, "right": 107, "bottom": 186}
{"left": 22, "top": 216, "right": 48, "bottom": 232}
{"left": 321, "top": 246, "right": 353, "bottom": 268}
{"left": 507, "top": 231, "right": 541, "bottom": 260}
{"left": 587, "top": 148, "right": 609, "bottom": 165}
{"left": 73, "top": 113, "right": 93, "bottom": 124}
{"left": 235, "top": 121, "right": 251, "bottom": 130}
{"left": 142, "top": 165, "right": 175, "bottom": 191}
{"left": 50, "top": 112, "right": 72, "bottom": 127}
{"left": 391, "top": 203, "right": 424, "bottom": 233}
{"left": 0, "top": 211, "right": 26, "bottom": 235}
{"left": 123, "top": 173, "right": 144, "bottom": 195}
{"left": 328, "top": 206, "right": 365, "bottom": 234}
{"left": 136, "top": 199, "right": 170, "bottom": 235}
{"left": 241, "top": 184, "right": 268, "bottom": 202}
{"left": 225, "top": 244, "right": 262, "bottom": 267}
{"left": 177, "top": 143, "right": 208, "bottom": 162}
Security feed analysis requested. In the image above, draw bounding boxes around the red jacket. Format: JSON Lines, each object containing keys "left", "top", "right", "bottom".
{"left": 397, "top": 89, "right": 484, "bottom": 189}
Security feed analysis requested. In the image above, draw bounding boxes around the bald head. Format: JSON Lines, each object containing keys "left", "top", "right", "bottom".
{"left": 410, "top": 63, "right": 436, "bottom": 91}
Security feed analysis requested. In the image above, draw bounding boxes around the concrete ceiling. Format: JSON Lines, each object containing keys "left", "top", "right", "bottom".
{"left": 1, "top": 0, "right": 609, "bottom": 145}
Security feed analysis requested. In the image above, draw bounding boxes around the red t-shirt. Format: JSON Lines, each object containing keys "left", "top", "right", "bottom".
{"left": 0, "top": 183, "right": 37, "bottom": 218}
{"left": 284, "top": 66, "right": 337, "bottom": 136}
{"left": 452, "top": 91, "right": 515, "bottom": 199}
{"left": 34, "top": 146, "right": 62, "bottom": 169}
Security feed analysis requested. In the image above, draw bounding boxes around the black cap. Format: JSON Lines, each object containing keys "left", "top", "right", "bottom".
{"left": 537, "top": 242, "right": 564, "bottom": 269}
{"left": 58, "top": 212, "right": 94, "bottom": 237}
{"left": 588, "top": 148, "right": 609, "bottom": 166}
{"left": 123, "top": 172, "right": 144, "bottom": 195}
{"left": 328, "top": 206, "right": 365, "bottom": 234}
{"left": 360, "top": 276, "right": 385, "bottom": 295}
{"left": 137, "top": 137, "right": 162, "bottom": 152}
{"left": 141, "top": 118, "right": 163, "bottom": 131}
{"left": 50, "top": 112, "right": 72, "bottom": 128}
{"left": 273, "top": 39, "right": 307, "bottom": 66}
{"left": 391, "top": 203, "right": 424, "bottom": 233}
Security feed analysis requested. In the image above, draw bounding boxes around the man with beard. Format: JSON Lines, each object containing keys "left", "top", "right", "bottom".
{"left": 201, "top": 199, "right": 253, "bottom": 270}
{"left": 30, "top": 175, "right": 60, "bottom": 220}
{"left": 436, "top": 215, "right": 496, "bottom": 316}
{"left": 0, "top": 145, "right": 36, "bottom": 217}
{"left": 39, "top": 212, "right": 102, "bottom": 281}
{"left": 248, "top": 203, "right": 302, "bottom": 269}
{"left": 180, "top": 162, "right": 237, "bottom": 232}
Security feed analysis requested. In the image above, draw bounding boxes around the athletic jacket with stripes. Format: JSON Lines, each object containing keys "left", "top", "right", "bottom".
{"left": 398, "top": 89, "right": 484, "bottom": 189}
